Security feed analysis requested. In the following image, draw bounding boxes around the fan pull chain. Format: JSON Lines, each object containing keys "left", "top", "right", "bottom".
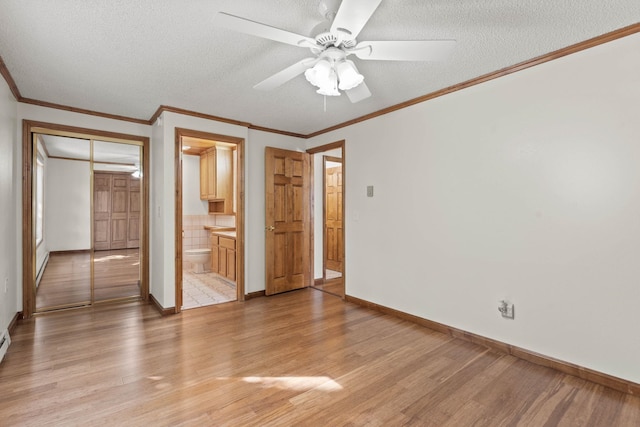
{"left": 324, "top": 95, "right": 327, "bottom": 113}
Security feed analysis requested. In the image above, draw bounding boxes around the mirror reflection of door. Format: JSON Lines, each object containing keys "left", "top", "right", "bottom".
{"left": 324, "top": 156, "right": 343, "bottom": 280}
{"left": 34, "top": 134, "right": 142, "bottom": 312}
{"left": 310, "top": 145, "right": 345, "bottom": 298}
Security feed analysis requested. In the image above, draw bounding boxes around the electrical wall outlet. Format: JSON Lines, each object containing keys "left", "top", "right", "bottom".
{"left": 498, "top": 300, "right": 515, "bottom": 319}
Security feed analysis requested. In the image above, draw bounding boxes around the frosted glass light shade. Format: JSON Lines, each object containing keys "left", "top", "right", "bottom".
{"left": 304, "top": 60, "right": 332, "bottom": 88}
{"left": 336, "top": 60, "right": 364, "bottom": 90}
{"left": 316, "top": 69, "right": 340, "bottom": 96}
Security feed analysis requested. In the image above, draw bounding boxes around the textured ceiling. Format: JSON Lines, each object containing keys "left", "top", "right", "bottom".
{"left": 1, "top": 0, "right": 638, "bottom": 135}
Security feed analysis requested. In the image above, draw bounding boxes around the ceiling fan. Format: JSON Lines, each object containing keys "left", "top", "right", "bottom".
{"left": 215, "top": 0, "right": 456, "bottom": 103}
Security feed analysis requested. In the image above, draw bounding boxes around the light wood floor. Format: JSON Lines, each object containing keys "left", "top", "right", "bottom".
{"left": 312, "top": 278, "right": 344, "bottom": 298}
{"left": 3, "top": 289, "right": 639, "bottom": 426}
{"left": 36, "top": 249, "right": 140, "bottom": 310}
{"left": 312, "top": 269, "right": 344, "bottom": 297}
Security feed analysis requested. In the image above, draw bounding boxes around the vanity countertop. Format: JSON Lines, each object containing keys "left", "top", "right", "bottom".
{"left": 211, "top": 230, "right": 236, "bottom": 239}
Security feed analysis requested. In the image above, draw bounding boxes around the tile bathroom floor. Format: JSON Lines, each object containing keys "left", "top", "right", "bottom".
{"left": 182, "top": 270, "right": 237, "bottom": 310}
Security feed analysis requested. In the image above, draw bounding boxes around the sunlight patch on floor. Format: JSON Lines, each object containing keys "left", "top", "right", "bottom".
{"left": 94, "top": 255, "right": 128, "bottom": 262}
{"left": 239, "top": 376, "right": 343, "bottom": 392}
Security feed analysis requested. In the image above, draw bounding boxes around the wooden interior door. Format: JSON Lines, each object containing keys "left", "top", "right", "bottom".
{"left": 94, "top": 172, "right": 140, "bottom": 251}
{"left": 94, "top": 173, "right": 112, "bottom": 251}
{"left": 324, "top": 157, "right": 343, "bottom": 274}
{"left": 265, "top": 147, "right": 311, "bottom": 295}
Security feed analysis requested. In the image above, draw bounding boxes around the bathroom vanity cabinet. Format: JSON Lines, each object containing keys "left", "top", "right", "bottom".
{"left": 199, "top": 146, "right": 234, "bottom": 214}
{"left": 210, "top": 232, "right": 236, "bottom": 282}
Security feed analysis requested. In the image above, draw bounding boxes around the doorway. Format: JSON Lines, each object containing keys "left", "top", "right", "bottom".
{"left": 174, "top": 128, "right": 245, "bottom": 312}
{"left": 308, "top": 141, "right": 345, "bottom": 298}
{"left": 22, "top": 121, "right": 150, "bottom": 318}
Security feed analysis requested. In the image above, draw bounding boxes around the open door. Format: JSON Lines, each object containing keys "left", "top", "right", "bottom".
{"left": 265, "top": 147, "right": 311, "bottom": 295}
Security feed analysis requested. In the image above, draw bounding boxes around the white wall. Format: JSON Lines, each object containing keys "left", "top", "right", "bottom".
{"left": 45, "top": 159, "right": 91, "bottom": 251}
{"left": 150, "top": 116, "right": 165, "bottom": 304}
{"left": 0, "top": 72, "right": 18, "bottom": 336}
{"left": 313, "top": 148, "right": 342, "bottom": 279}
{"left": 308, "top": 32, "right": 640, "bottom": 383}
{"left": 182, "top": 154, "right": 208, "bottom": 216}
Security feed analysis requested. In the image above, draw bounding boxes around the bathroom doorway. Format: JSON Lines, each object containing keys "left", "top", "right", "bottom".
{"left": 174, "top": 128, "right": 245, "bottom": 312}
{"left": 308, "top": 140, "right": 345, "bottom": 298}
{"left": 21, "top": 121, "right": 149, "bottom": 318}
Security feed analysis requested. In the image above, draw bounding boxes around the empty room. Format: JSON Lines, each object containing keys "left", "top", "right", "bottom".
{"left": 0, "top": 1, "right": 639, "bottom": 425}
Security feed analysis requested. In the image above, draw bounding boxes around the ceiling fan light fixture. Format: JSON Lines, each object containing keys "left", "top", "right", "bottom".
{"left": 304, "top": 59, "right": 332, "bottom": 88}
{"left": 336, "top": 60, "right": 364, "bottom": 90}
{"left": 316, "top": 69, "right": 340, "bottom": 96}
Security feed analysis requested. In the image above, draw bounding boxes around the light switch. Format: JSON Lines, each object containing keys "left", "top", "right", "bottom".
{"left": 367, "top": 186, "right": 374, "bottom": 197}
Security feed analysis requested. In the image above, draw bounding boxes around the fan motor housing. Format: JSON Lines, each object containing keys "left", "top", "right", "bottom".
{"left": 314, "top": 32, "right": 356, "bottom": 49}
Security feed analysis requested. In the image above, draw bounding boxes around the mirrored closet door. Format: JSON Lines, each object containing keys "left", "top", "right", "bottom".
{"left": 31, "top": 129, "right": 145, "bottom": 313}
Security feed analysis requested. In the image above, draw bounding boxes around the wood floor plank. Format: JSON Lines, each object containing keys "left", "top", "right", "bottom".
{"left": 1, "top": 288, "right": 639, "bottom": 426}
{"left": 36, "top": 249, "right": 140, "bottom": 311}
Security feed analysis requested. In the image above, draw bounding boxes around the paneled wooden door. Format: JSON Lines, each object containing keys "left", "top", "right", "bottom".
{"left": 265, "top": 147, "right": 311, "bottom": 295}
{"left": 93, "top": 172, "right": 140, "bottom": 250}
{"left": 324, "top": 157, "right": 343, "bottom": 273}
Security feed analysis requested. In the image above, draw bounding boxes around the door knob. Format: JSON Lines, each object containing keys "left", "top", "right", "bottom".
{"left": 265, "top": 225, "right": 275, "bottom": 231}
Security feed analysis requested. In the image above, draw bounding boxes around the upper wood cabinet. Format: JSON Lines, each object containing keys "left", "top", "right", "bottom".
{"left": 199, "top": 146, "right": 234, "bottom": 214}
{"left": 199, "top": 154, "right": 207, "bottom": 199}
{"left": 206, "top": 149, "right": 216, "bottom": 199}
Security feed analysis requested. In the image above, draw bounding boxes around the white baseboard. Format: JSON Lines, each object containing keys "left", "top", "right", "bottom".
{"left": 0, "top": 329, "right": 10, "bottom": 363}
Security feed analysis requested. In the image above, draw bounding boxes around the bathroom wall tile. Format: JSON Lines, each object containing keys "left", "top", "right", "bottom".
{"left": 214, "top": 215, "right": 236, "bottom": 227}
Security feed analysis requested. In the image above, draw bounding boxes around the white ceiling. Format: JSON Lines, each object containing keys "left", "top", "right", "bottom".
{"left": 1, "top": 0, "right": 638, "bottom": 135}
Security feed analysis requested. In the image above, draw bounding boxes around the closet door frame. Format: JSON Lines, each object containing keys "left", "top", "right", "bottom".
{"left": 21, "top": 120, "right": 150, "bottom": 318}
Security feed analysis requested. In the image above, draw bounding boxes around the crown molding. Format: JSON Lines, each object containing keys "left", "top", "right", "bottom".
{"left": 307, "top": 22, "right": 640, "bottom": 138}
{"left": 0, "top": 55, "right": 21, "bottom": 100}
{"left": 1, "top": 23, "right": 638, "bottom": 139}
{"left": 148, "top": 105, "right": 250, "bottom": 128}
{"left": 149, "top": 105, "right": 307, "bottom": 138}
{"left": 19, "top": 97, "right": 150, "bottom": 125}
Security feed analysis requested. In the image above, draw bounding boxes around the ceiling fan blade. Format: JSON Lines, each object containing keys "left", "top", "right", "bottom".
{"left": 346, "top": 81, "right": 371, "bottom": 103}
{"left": 215, "top": 12, "right": 316, "bottom": 48}
{"left": 354, "top": 40, "right": 456, "bottom": 61}
{"left": 330, "top": 0, "right": 383, "bottom": 40}
{"left": 254, "top": 57, "right": 319, "bottom": 91}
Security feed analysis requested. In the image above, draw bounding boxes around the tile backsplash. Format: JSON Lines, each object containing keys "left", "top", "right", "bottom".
{"left": 183, "top": 215, "right": 235, "bottom": 251}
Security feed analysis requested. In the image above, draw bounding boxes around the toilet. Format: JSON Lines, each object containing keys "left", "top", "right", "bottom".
{"left": 184, "top": 248, "right": 211, "bottom": 274}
